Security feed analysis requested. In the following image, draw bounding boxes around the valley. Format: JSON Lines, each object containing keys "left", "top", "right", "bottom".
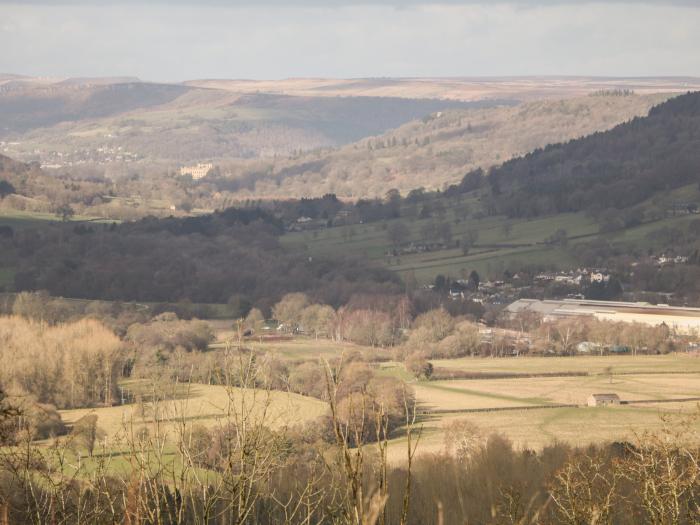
{"left": 3, "top": 2, "right": 700, "bottom": 522}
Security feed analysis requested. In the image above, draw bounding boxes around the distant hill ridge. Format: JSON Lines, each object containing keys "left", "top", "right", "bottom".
{"left": 220, "top": 92, "right": 670, "bottom": 198}
{"left": 0, "top": 81, "right": 190, "bottom": 134}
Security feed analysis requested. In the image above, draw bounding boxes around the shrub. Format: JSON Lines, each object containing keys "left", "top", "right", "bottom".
{"left": 405, "top": 353, "right": 433, "bottom": 379}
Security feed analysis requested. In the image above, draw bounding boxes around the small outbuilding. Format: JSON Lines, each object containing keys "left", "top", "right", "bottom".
{"left": 587, "top": 393, "right": 621, "bottom": 407}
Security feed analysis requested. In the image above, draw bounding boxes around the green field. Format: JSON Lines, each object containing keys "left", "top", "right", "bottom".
{"left": 388, "top": 403, "right": 700, "bottom": 462}
{"left": 54, "top": 381, "right": 327, "bottom": 479}
{"left": 0, "top": 208, "right": 114, "bottom": 227}
{"left": 282, "top": 209, "right": 591, "bottom": 282}
{"left": 60, "top": 382, "right": 327, "bottom": 443}
{"left": 0, "top": 268, "right": 13, "bottom": 289}
{"left": 282, "top": 184, "right": 700, "bottom": 283}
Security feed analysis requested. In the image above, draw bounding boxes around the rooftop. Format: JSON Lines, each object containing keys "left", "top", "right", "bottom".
{"left": 506, "top": 298, "right": 700, "bottom": 319}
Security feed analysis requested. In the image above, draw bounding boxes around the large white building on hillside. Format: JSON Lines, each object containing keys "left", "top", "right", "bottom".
{"left": 179, "top": 162, "right": 213, "bottom": 180}
{"left": 505, "top": 298, "right": 700, "bottom": 335}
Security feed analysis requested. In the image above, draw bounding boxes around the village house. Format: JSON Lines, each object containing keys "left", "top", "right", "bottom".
{"left": 655, "top": 254, "right": 689, "bottom": 266}
{"left": 589, "top": 270, "right": 611, "bottom": 283}
{"left": 286, "top": 216, "right": 327, "bottom": 232}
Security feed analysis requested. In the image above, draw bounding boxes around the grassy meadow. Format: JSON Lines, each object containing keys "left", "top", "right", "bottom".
{"left": 427, "top": 353, "right": 700, "bottom": 375}
{"left": 0, "top": 208, "right": 113, "bottom": 228}
{"left": 282, "top": 184, "right": 700, "bottom": 283}
{"left": 384, "top": 352, "right": 700, "bottom": 460}
{"left": 393, "top": 404, "right": 700, "bottom": 462}
{"left": 61, "top": 381, "right": 327, "bottom": 443}
{"left": 223, "top": 337, "right": 700, "bottom": 460}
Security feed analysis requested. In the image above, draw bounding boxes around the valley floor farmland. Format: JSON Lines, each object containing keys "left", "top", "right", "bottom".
{"left": 60, "top": 381, "right": 327, "bottom": 442}
{"left": 200, "top": 335, "right": 700, "bottom": 461}
{"left": 25, "top": 330, "right": 700, "bottom": 480}
{"left": 379, "top": 353, "right": 700, "bottom": 460}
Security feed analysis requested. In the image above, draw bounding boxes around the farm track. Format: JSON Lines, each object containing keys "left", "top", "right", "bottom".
{"left": 420, "top": 397, "right": 700, "bottom": 415}
{"left": 422, "top": 403, "right": 578, "bottom": 415}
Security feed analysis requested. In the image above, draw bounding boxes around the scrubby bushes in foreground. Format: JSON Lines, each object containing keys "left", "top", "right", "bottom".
{"left": 0, "top": 403, "right": 697, "bottom": 524}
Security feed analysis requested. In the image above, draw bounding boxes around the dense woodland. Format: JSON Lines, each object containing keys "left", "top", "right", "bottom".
{"left": 0, "top": 209, "right": 401, "bottom": 308}
{"left": 478, "top": 91, "right": 700, "bottom": 217}
{"left": 202, "top": 93, "right": 660, "bottom": 198}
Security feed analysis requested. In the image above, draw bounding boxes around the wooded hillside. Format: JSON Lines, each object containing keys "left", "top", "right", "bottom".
{"left": 481, "top": 91, "right": 700, "bottom": 217}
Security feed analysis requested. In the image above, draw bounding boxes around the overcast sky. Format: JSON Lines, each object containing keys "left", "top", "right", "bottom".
{"left": 1, "top": 1, "right": 699, "bottom": 81}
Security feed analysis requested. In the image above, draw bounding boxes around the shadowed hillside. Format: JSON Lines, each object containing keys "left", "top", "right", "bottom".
{"left": 480, "top": 91, "right": 700, "bottom": 217}
{"left": 0, "top": 81, "right": 189, "bottom": 134}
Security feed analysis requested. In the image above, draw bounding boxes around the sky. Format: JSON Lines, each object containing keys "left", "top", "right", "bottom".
{"left": 1, "top": 1, "right": 699, "bottom": 81}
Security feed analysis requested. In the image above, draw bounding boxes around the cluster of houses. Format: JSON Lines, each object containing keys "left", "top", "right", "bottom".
{"left": 532, "top": 269, "right": 611, "bottom": 285}
{"left": 666, "top": 202, "right": 699, "bottom": 217}
{"left": 442, "top": 268, "right": 614, "bottom": 306}
{"left": 650, "top": 254, "right": 689, "bottom": 266}
{"left": 6, "top": 145, "right": 143, "bottom": 169}
{"left": 445, "top": 279, "right": 519, "bottom": 305}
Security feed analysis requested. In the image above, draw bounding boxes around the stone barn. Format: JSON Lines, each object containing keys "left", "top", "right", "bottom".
{"left": 587, "top": 393, "right": 621, "bottom": 407}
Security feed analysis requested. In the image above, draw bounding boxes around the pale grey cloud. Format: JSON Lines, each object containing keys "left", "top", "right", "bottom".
{"left": 1, "top": 1, "right": 699, "bottom": 80}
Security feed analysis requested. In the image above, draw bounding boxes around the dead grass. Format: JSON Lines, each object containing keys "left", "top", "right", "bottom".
{"left": 387, "top": 404, "right": 700, "bottom": 462}
{"left": 228, "top": 335, "right": 383, "bottom": 362}
{"left": 384, "top": 354, "right": 700, "bottom": 461}
{"left": 417, "top": 373, "right": 700, "bottom": 409}
{"left": 429, "top": 354, "right": 700, "bottom": 375}
{"left": 58, "top": 350, "right": 700, "bottom": 465}
{"left": 60, "top": 383, "right": 327, "bottom": 443}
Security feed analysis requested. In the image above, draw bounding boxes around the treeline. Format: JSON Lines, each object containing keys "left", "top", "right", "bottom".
{"left": 0, "top": 316, "right": 123, "bottom": 409}
{"left": 0, "top": 206, "right": 401, "bottom": 308}
{"left": 533, "top": 317, "right": 676, "bottom": 355}
{"left": 396, "top": 309, "right": 684, "bottom": 380}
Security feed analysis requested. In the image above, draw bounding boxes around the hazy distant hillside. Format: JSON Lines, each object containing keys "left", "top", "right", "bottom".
{"left": 1, "top": 76, "right": 694, "bottom": 203}
{"left": 0, "top": 81, "right": 189, "bottom": 134}
{"left": 0, "top": 78, "right": 480, "bottom": 164}
{"left": 0, "top": 153, "right": 28, "bottom": 173}
{"left": 187, "top": 76, "right": 700, "bottom": 101}
{"left": 217, "top": 93, "right": 670, "bottom": 198}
